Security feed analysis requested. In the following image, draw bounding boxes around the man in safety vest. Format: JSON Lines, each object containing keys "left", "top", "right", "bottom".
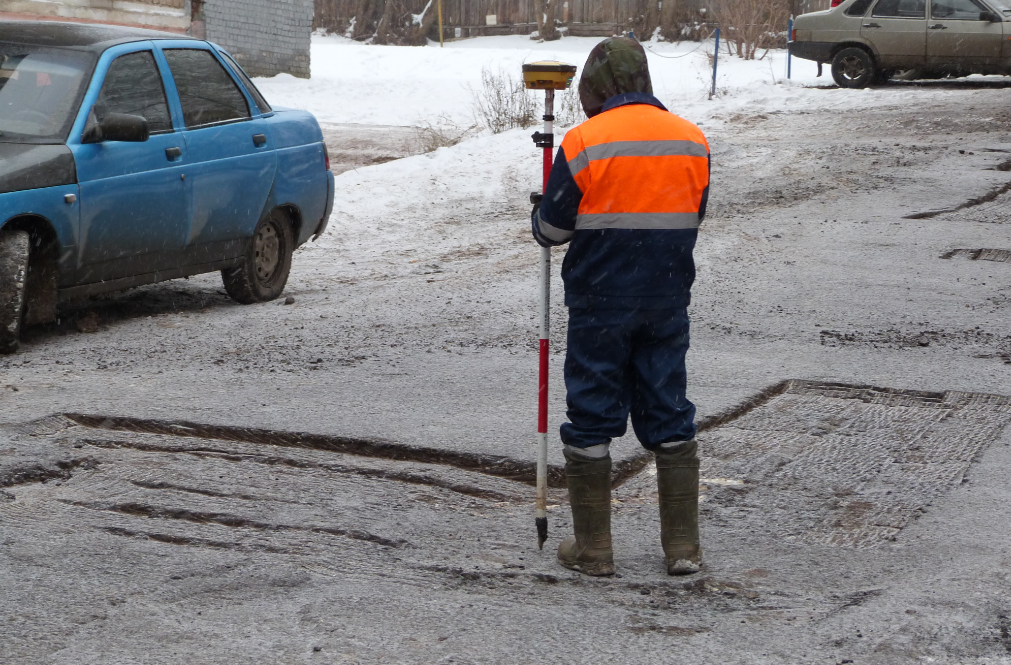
{"left": 531, "top": 37, "right": 710, "bottom": 577}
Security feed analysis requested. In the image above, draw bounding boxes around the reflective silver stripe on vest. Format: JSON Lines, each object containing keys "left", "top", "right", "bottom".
{"left": 536, "top": 209, "right": 575, "bottom": 242}
{"left": 567, "top": 150, "right": 590, "bottom": 177}
{"left": 568, "top": 139, "right": 708, "bottom": 177}
{"left": 575, "top": 212, "right": 702, "bottom": 230}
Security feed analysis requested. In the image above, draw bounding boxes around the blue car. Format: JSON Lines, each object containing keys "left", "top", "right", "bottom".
{"left": 0, "top": 21, "right": 335, "bottom": 353}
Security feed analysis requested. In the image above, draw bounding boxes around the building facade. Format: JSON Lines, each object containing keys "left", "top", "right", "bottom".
{"left": 0, "top": 0, "right": 312, "bottom": 78}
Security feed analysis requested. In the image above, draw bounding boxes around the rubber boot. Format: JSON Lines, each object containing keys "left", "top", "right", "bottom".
{"left": 556, "top": 448, "right": 615, "bottom": 576}
{"left": 655, "top": 439, "right": 702, "bottom": 575}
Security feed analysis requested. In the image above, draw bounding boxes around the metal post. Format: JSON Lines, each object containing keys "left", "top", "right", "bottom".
{"left": 438, "top": 0, "right": 444, "bottom": 47}
{"left": 535, "top": 87, "right": 554, "bottom": 550}
{"left": 787, "top": 17, "right": 793, "bottom": 80}
{"left": 710, "top": 28, "right": 720, "bottom": 99}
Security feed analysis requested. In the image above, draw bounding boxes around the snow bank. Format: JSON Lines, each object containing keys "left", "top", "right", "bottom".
{"left": 316, "top": 127, "right": 539, "bottom": 256}
{"left": 254, "top": 34, "right": 835, "bottom": 128}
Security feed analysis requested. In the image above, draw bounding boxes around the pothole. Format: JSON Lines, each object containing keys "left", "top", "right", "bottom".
{"left": 941, "top": 248, "right": 1011, "bottom": 262}
{"left": 907, "top": 180, "right": 1011, "bottom": 220}
{"left": 8, "top": 380, "right": 1011, "bottom": 555}
{"left": 59, "top": 413, "right": 564, "bottom": 487}
{"left": 695, "top": 381, "right": 1011, "bottom": 548}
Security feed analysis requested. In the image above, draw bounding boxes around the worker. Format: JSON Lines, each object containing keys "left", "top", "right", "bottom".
{"left": 531, "top": 37, "right": 710, "bottom": 577}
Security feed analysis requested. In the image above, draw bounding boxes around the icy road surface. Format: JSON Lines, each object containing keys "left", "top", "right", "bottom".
{"left": 3, "top": 36, "right": 1011, "bottom": 663}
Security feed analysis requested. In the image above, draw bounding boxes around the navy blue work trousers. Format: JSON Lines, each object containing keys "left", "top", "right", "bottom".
{"left": 560, "top": 307, "right": 696, "bottom": 450}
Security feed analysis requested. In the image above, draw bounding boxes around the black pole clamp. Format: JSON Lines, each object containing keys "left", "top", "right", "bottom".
{"left": 531, "top": 131, "right": 554, "bottom": 149}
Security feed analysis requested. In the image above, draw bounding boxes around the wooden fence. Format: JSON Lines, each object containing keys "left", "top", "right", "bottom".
{"left": 314, "top": 0, "right": 711, "bottom": 36}
{"left": 314, "top": 0, "right": 827, "bottom": 39}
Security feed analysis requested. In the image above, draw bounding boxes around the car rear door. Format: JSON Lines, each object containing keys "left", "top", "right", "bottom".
{"left": 157, "top": 44, "right": 277, "bottom": 265}
{"left": 863, "top": 0, "right": 929, "bottom": 67}
{"left": 927, "top": 0, "right": 1004, "bottom": 68}
{"left": 71, "top": 43, "right": 190, "bottom": 283}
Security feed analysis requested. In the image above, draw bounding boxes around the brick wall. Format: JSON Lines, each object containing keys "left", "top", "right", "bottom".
{"left": 202, "top": 0, "right": 312, "bottom": 79}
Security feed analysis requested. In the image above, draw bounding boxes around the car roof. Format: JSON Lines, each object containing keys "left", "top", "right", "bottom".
{"left": 0, "top": 20, "right": 196, "bottom": 52}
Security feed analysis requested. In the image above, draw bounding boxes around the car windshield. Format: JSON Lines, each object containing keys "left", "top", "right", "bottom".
{"left": 0, "top": 44, "right": 94, "bottom": 143}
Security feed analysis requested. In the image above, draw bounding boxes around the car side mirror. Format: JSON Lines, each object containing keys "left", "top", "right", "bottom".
{"left": 82, "top": 113, "right": 150, "bottom": 144}
{"left": 981, "top": 10, "right": 1001, "bottom": 22}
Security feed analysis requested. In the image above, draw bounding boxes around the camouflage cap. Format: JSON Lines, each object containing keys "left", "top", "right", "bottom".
{"left": 578, "top": 37, "right": 653, "bottom": 118}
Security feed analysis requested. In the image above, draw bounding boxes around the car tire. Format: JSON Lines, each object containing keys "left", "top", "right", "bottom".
{"left": 221, "top": 209, "right": 294, "bottom": 304}
{"left": 0, "top": 228, "right": 30, "bottom": 354}
{"left": 832, "top": 47, "right": 877, "bottom": 88}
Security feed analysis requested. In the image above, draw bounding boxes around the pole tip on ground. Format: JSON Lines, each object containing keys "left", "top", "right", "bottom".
{"left": 536, "top": 517, "right": 548, "bottom": 549}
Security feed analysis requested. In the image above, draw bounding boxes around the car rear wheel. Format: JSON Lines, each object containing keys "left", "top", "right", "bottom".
{"left": 0, "top": 228, "right": 30, "bottom": 354}
{"left": 832, "top": 48, "right": 876, "bottom": 88}
{"left": 221, "top": 209, "right": 294, "bottom": 304}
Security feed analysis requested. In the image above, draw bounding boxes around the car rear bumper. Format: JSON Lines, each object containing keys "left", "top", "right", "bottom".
{"left": 314, "top": 169, "right": 335, "bottom": 240}
{"left": 789, "top": 40, "right": 834, "bottom": 63}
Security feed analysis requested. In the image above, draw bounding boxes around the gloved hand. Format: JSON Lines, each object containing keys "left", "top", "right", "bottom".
{"left": 530, "top": 192, "right": 543, "bottom": 220}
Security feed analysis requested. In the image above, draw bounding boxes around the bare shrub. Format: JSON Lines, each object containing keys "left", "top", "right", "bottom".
{"left": 470, "top": 68, "right": 538, "bottom": 134}
{"left": 411, "top": 113, "right": 476, "bottom": 153}
{"left": 555, "top": 85, "right": 585, "bottom": 128}
{"left": 712, "top": 0, "right": 790, "bottom": 60}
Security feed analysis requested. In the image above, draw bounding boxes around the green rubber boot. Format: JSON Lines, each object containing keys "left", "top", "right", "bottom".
{"left": 557, "top": 448, "right": 615, "bottom": 576}
{"left": 655, "top": 440, "right": 702, "bottom": 575}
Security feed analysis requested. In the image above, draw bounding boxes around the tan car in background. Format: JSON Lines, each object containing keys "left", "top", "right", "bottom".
{"left": 789, "top": 0, "right": 1011, "bottom": 87}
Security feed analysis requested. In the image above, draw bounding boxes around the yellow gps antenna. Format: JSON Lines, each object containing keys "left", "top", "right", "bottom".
{"left": 523, "top": 60, "right": 576, "bottom": 551}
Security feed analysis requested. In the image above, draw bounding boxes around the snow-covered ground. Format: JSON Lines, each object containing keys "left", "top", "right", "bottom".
{"left": 254, "top": 34, "right": 832, "bottom": 128}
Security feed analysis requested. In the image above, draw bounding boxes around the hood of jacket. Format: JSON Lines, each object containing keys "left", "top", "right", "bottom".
{"left": 578, "top": 37, "right": 654, "bottom": 118}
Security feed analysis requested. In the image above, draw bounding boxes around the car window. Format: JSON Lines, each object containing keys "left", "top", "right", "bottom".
{"left": 931, "top": 0, "right": 988, "bottom": 18}
{"left": 92, "top": 50, "right": 172, "bottom": 134}
{"left": 845, "top": 0, "right": 877, "bottom": 16}
{"left": 0, "top": 45, "right": 94, "bottom": 143}
{"left": 873, "top": 0, "right": 927, "bottom": 17}
{"left": 163, "top": 48, "right": 250, "bottom": 129}
{"left": 219, "top": 52, "right": 271, "bottom": 114}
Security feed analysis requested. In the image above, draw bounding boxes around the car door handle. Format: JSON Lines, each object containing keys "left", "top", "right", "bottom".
{"left": 165, "top": 146, "right": 182, "bottom": 160}
{"left": 863, "top": 22, "right": 881, "bottom": 28}
{"left": 253, "top": 134, "right": 267, "bottom": 147}
{"left": 929, "top": 23, "right": 948, "bottom": 29}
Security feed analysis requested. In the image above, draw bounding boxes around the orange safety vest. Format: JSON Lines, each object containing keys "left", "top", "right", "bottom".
{"left": 560, "top": 103, "right": 710, "bottom": 231}
{"left": 533, "top": 95, "right": 710, "bottom": 309}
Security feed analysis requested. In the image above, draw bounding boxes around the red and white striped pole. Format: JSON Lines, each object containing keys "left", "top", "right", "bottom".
{"left": 535, "top": 88, "right": 554, "bottom": 549}
{"left": 522, "top": 60, "right": 574, "bottom": 549}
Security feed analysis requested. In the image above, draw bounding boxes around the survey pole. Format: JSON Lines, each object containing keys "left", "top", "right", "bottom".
{"left": 522, "top": 61, "right": 576, "bottom": 549}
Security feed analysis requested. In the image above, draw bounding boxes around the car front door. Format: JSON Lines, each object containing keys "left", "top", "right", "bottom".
{"left": 71, "top": 44, "right": 190, "bottom": 283}
{"left": 158, "top": 45, "right": 276, "bottom": 265}
{"left": 863, "top": 0, "right": 928, "bottom": 68}
{"left": 927, "top": 0, "right": 1004, "bottom": 68}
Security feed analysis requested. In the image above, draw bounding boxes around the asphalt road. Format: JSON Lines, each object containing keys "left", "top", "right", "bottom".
{"left": 2, "top": 83, "right": 1011, "bottom": 663}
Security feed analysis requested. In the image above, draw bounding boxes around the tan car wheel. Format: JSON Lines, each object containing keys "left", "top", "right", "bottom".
{"left": 831, "top": 47, "right": 877, "bottom": 89}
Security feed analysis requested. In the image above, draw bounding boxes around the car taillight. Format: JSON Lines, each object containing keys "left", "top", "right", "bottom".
{"left": 831, "top": 0, "right": 843, "bottom": 6}
{"left": 323, "top": 143, "right": 331, "bottom": 171}
{"left": 791, "top": 28, "right": 796, "bottom": 40}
